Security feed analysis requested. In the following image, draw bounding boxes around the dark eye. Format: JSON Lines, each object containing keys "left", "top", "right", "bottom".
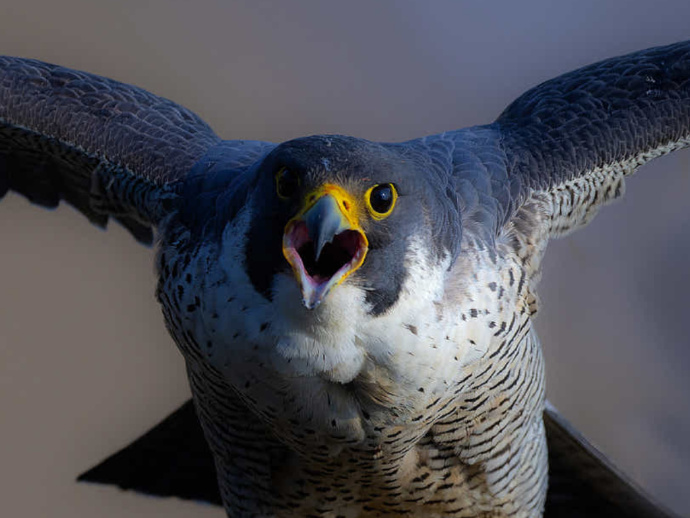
{"left": 365, "top": 183, "right": 398, "bottom": 219}
{"left": 275, "top": 167, "right": 300, "bottom": 200}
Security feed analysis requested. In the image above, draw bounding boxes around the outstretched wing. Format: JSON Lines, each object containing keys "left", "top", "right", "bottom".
{"left": 0, "top": 56, "right": 221, "bottom": 243}
{"left": 497, "top": 40, "right": 690, "bottom": 237}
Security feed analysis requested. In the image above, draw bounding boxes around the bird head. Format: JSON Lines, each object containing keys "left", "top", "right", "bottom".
{"left": 243, "top": 135, "right": 460, "bottom": 316}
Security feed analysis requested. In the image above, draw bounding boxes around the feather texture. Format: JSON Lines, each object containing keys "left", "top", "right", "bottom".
{"left": 78, "top": 400, "right": 681, "bottom": 517}
{"left": 0, "top": 57, "right": 221, "bottom": 241}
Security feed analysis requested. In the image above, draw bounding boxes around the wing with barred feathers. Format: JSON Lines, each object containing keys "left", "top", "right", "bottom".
{"left": 497, "top": 40, "right": 690, "bottom": 237}
{"left": 0, "top": 56, "right": 224, "bottom": 243}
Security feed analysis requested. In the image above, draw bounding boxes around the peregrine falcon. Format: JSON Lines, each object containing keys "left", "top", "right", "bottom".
{"left": 1, "top": 40, "right": 689, "bottom": 518}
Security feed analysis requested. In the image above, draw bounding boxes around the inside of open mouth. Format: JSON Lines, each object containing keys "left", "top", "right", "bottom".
{"left": 298, "top": 230, "right": 362, "bottom": 283}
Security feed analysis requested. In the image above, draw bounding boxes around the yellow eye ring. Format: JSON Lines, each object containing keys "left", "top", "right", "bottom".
{"left": 275, "top": 167, "right": 300, "bottom": 200}
{"left": 365, "top": 183, "right": 398, "bottom": 220}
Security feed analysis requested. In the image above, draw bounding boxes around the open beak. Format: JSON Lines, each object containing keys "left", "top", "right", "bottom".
{"left": 282, "top": 185, "right": 368, "bottom": 309}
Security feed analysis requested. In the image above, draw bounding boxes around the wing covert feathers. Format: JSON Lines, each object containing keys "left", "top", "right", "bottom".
{"left": 0, "top": 56, "right": 221, "bottom": 241}
{"left": 497, "top": 40, "right": 690, "bottom": 236}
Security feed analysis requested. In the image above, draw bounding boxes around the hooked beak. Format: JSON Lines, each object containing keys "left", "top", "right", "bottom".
{"left": 282, "top": 185, "right": 368, "bottom": 309}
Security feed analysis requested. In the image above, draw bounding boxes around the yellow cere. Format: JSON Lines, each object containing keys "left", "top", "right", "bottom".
{"left": 299, "top": 183, "right": 363, "bottom": 229}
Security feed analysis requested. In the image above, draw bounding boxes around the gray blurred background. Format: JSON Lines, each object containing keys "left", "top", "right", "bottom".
{"left": 0, "top": 1, "right": 688, "bottom": 516}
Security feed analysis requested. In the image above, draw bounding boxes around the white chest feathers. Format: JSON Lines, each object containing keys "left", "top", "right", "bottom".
{"left": 174, "top": 204, "right": 523, "bottom": 438}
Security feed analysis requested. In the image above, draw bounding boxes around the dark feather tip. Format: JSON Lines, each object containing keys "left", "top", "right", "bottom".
{"left": 77, "top": 401, "right": 222, "bottom": 506}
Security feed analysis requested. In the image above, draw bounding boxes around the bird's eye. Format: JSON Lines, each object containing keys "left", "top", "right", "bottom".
{"left": 365, "top": 183, "right": 398, "bottom": 220}
{"left": 275, "top": 167, "right": 300, "bottom": 200}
